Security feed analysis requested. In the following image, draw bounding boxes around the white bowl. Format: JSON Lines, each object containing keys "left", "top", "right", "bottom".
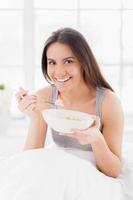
{"left": 42, "top": 109, "right": 94, "bottom": 134}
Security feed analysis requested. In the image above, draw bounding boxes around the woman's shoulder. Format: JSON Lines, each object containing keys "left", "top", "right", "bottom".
{"left": 103, "top": 89, "right": 121, "bottom": 107}
{"left": 97, "top": 87, "right": 121, "bottom": 109}
{"left": 102, "top": 89, "right": 124, "bottom": 122}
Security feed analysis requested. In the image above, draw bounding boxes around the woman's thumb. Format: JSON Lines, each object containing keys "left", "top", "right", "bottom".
{"left": 92, "top": 116, "right": 101, "bottom": 129}
{"left": 19, "top": 87, "right": 28, "bottom": 97}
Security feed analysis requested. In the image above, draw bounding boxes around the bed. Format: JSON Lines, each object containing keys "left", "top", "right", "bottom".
{"left": 0, "top": 141, "right": 132, "bottom": 200}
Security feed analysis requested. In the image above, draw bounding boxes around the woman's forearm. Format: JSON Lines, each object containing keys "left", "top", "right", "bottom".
{"left": 24, "top": 114, "right": 47, "bottom": 150}
{"left": 91, "top": 135, "right": 122, "bottom": 178}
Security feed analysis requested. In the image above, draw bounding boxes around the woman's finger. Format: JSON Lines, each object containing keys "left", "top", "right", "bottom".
{"left": 91, "top": 116, "right": 101, "bottom": 129}
{"left": 19, "top": 87, "right": 28, "bottom": 95}
{"left": 18, "top": 97, "right": 37, "bottom": 111}
{"left": 15, "top": 87, "right": 28, "bottom": 102}
{"left": 24, "top": 102, "right": 37, "bottom": 113}
{"left": 93, "top": 116, "right": 101, "bottom": 129}
{"left": 18, "top": 101, "right": 36, "bottom": 112}
{"left": 15, "top": 93, "right": 22, "bottom": 102}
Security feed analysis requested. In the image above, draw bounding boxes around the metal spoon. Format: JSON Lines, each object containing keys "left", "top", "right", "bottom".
{"left": 36, "top": 96, "right": 64, "bottom": 107}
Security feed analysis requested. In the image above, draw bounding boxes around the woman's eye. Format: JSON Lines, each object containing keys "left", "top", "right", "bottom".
{"left": 48, "top": 61, "right": 55, "bottom": 65}
{"left": 65, "top": 60, "right": 73, "bottom": 64}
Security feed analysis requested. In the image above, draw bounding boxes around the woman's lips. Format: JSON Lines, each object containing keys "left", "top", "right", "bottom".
{"left": 55, "top": 76, "right": 72, "bottom": 83}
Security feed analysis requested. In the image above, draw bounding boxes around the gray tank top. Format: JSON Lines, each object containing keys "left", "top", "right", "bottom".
{"left": 50, "top": 85, "right": 107, "bottom": 151}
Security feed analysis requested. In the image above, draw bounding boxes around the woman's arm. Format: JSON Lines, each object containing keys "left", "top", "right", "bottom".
{"left": 16, "top": 86, "right": 52, "bottom": 150}
{"left": 91, "top": 91, "right": 124, "bottom": 177}
{"left": 24, "top": 112, "right": 47, "bottom": 150}
{"left": 65, "top": 91, "right": 124, "bottom": 177}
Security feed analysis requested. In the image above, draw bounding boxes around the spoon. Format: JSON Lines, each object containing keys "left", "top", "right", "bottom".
{"left": 36, "top": 95, "right": 64, "bottom": 107}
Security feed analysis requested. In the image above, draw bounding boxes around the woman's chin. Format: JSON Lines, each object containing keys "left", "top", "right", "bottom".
{"left": 56, "top": 84, "right": 71, "bottom": 93}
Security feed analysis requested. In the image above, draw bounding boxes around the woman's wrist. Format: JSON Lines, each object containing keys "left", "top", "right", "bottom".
{"left": 29, "top": 111, "right": 42, "bottom": 121}
{"left": 90, "top": 128, "right": 105, "bottom": 145}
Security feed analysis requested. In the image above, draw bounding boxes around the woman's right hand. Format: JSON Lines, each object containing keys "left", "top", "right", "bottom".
{"left": 16, "top": 87, "right": 41, "bottom": 119}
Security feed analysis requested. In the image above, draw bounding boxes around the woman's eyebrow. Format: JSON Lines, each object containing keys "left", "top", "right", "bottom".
{"left": 63, "top": 56, "right": 75, "bottom": 61}
{"left": 47, "top": 58, "right": 55, "bottom": 61}
{"left": 47, "top": 56, "right": 75, "bottom": 61}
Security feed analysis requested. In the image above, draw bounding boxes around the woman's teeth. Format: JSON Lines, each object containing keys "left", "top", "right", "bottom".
{"left": 56, "top": 77, "right": 71, "bottom": 82}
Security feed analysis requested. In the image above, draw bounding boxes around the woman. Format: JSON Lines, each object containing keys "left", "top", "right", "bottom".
{"left": 15, "top": 27, "right": 124, "bottom": 199}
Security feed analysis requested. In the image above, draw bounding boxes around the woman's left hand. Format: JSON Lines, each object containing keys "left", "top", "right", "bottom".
{"left": 65, "top": 116, "right": 103, "bottom": 145}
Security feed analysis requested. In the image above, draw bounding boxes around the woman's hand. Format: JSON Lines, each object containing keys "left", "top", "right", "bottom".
{"left": 65, "top": 116, "right": 103, "bottom": 145}
{"left": 16, "top": 87, "right": 42, "bottom": 119}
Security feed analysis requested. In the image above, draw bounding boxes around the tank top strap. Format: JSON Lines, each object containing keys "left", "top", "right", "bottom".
{"left": 51, "top": 84, "right": 58, "bottom": 108}
{"left": 96, "top": 87, "right": 107, "bottom": 119}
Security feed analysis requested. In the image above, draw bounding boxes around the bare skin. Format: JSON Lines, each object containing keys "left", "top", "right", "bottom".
{"left": 16, "top": 42, "right": 124, "bottom": 178}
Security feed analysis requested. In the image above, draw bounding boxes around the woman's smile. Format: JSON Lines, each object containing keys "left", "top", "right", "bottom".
{"left": 54, "top": 76, "right": 72, "bottom": 84}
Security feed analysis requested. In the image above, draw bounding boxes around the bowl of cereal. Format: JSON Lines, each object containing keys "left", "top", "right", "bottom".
{"left": 42, "top": 109, "right": 94, "bottom": 134}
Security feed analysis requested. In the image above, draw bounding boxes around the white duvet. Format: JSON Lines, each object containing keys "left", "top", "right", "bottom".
{"left": 0, "top": 143, "right": 132, "bottom": 200}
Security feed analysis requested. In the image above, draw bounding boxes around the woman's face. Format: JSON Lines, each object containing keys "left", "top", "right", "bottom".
{"left": 46, "top": 42, "right": 85, "bottom": 92}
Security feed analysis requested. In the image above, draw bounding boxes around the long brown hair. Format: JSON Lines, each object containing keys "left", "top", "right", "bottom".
{"left": 41, "top": 27, "right": 114, "bottom": 92}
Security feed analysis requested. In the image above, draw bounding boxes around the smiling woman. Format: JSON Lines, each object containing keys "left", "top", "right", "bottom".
{"left": 14, "top": 27, "right": 130, "bottom": 200}
{"left": 17, "top": 27, "right": 124, "bottom": 175}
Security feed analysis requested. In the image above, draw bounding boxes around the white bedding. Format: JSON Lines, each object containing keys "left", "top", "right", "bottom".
{"left": 0, "top": 143, "right": 132, "bottom": 200}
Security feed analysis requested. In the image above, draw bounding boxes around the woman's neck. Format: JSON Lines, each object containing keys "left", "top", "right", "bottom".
{"left": 58, "top": 84, "right": 96, "bottom": 106}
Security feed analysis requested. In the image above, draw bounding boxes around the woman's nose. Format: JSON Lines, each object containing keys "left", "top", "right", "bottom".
{"left": 55, "top": 65, "right": 67, "bottom": 76}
